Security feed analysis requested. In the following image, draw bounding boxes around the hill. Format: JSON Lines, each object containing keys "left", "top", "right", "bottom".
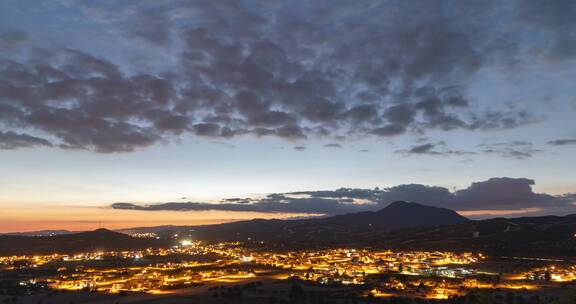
{"left": 3, "top": 230, "right": 74, "bottom": 237}
{"left": 318, "top": 201, "right": 468, "bottom": 228}
{"left": 370, "top": 214, "right": 576, "bottom": 257}
{"left": 185, "top": 201, "right": 469, "bottom": 245}
{"left": 4, "top": 203, "right": 574, "bottom": 258}
{"left": 135, "top": 202, "right": 575, "bottom": 257}
{"left": 0, "top": 229, "right": 171, "bottom": 256}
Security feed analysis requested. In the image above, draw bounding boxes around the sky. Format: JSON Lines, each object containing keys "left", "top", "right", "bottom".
{"left": 0, "top": 0, "right": 575, "bottom": 232}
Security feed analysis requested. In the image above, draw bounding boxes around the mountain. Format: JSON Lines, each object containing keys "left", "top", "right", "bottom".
{"left": 127, "top": 202, "right": 575, "bottom": 257}
{"left": 371, "top": 214, "right": 576, "bottom": 257}
{"left": 3, "top": 229, "right": 74, "bottom": 237}
{"left": 183, "top": 201, "right": 469, "bottom": 245}
{"left": 317, "top": 201, "right": 468, "bottom": 229}
{"left": 184, "top": 209, "right": 576, "bottom": 257}
{"left": 0, "top": 229, "right": 171, "bottom": 256}
{"left": 1, "top": 204, "right": 575, "bottom": 258}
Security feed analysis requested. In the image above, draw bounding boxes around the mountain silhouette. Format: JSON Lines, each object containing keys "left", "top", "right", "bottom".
{"left": 185, "top": 201, "right": 469, "bottom": 244}
{"left": 0, "top": 228, "right": 169, "bottom": 255}
{"left": 320, "top": 201, "right": 468, "bottom": 228}
{"left": 3, "top": 205, "right": 576, "bottom": 257}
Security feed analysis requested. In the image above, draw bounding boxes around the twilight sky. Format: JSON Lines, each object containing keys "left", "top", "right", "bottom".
{"left": 0, "top": 0, "right": 575, "bottom": 232}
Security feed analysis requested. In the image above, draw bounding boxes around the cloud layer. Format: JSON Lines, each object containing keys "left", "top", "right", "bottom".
{"left": 112, "top": 177, "right": 576, "bottom": 218}
{"left": 1, "top": 0, "right": 573, "bottom": 152}
{"left": 548, "top": 139, "right": 576, "bottom": 146}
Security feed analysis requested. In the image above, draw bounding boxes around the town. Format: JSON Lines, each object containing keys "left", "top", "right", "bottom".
{"left": 1, "top": 240, "right": 575, "bottom": 303}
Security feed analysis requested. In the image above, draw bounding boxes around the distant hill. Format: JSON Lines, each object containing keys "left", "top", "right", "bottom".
{"left": 3, "top": 230, "right": 74, "bottom": 237}
{"left": 183, "top": 201, "right": 469, "bottom": 244}
{"left": 318, "top": 201, "right": 468, "bottom": 228}
{"left": 185, "top": 210, "right": 576, "bottom": 257}
{"left": 0, "top": 229, "right": 171, "bottom": 255}
{"left": 3, "top": 203, "right": 575, "bottom": 258}
{"left": 371, "top": 214, "right": 576, "bottom": 257}
{"left": 128, "top": 202, "right": 575, "bottom": 257}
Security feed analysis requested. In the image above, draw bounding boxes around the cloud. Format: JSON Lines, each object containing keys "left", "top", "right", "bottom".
{"left": 518, "top": 0, "right": 576, "bottom": 62}
{"left": 0, "top": 1, "right": 564, "bottom": 152}
{"left": 451, "top": 177, "right": 562, "bottom": 210}
{"left": 548, "top": 139, "right": 576, "bottom": 146}
{"left": 293, "top": 145, "right": 306, "bottom": 151}
{"left": 192, "top": 123, "right": 220, "bottom": 137}
{"left": 111, "top": 177, "right": 576, "bottom": 217}
{"left": 0, "top": 131, "right": 53, "bottom": 149}
{"left": 409, "top": 143, "right": 436, "bottom": 154}
{"left": 396, "top": 141, "right": 474, "bottom": 156}
{"left": 112, "top": 197, "right": 361, "bottom": 215}
{"left": 324, "top": 143, "right": 342, "bottom": 148}
{"left": 0, "top": 30, "right": 29, "bottom": 46}
{"left": 397, "top": 140, "right": 543, "bottom": 159}
{"left": 479, "top": 141, "right": 542, "bottom": 159}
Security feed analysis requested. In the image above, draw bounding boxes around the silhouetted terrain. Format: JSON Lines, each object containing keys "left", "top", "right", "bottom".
{"left": 175, "top": 202, "right": 576, "bottom": 257}
{"left": 319, "top": 201, "right": 469, "bottom": 228}
{"left": 3, "top": 202, "right": 576, "bottom": 258}
{"left": 4, "top": 230, "right": 74, "bottom": 237}
{"left": 373, "top": 214, "right": 576, "bottom": 257}
{"left": 185, "top": 201, "right": 469, "bottom": 244}
{"left": 0, "top": 229, "right": 170, "bottom": 255}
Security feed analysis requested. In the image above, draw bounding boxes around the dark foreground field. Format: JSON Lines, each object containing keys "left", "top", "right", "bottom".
{"left": 2, "top": 278, "right": 576, "bottom": 304}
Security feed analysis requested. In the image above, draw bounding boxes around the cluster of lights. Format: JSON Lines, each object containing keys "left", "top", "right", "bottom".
{"left": 1, "top": 241, "right": 574, "bottom": 299}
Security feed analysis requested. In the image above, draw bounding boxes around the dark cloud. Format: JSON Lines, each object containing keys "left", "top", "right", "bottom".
{"left": 397, "top": 141, "right": 474, "bottom": 156}
{"left": 451, "top": 178, "right": 559, "bottom": 210}
{"left": 384, "top": 104, "right": 417, "bottom": 127}
{"left": 479, "top": 141, "right": 542, "bottom": 159}
{"left": 0, "top": 30, "right": 29, "bottom": 45}
{"left": 112, "top": 197, "right": 361, "bottom": 215}
{"left": 548, "top": 139, "right": 576, "bottom": 146}
{"left": 324, "top": 143, "right": 342, "bottom": 148}
{"left": 370, "top": 124, "right": 406, "bottom": 137}
{"left": 277, "top": 125, "right": 307, "bottom": 139}
{"left": 221, "top": 198, "right": 250, "bottom": 204}
{"left": 111, "top": 177, "right": 576, "bottom": 217}
{"left": 0, "top": 1, "right": 568, "bottom": 152}
{"left": 409, "top": 143, "right": 436, "bottom": 154}
{"left": 0, "top": 131, "right": 52, "bottom": 149}
{"left": 192, "top": 123, "right": 220, "bottom": 137}
{"left": 127, "top": 8, "right": 174, "bottom": 47}
{"left": 398, "top": 140, "right": 543, "bottom": 159}
{"left": 344, "top": 104, "right": 379, "bottom": 123}
{"left": 468, "top": 110, "right": 538, "bottom": 131}
{"left": 518, "top": 0, "right": 576, "bottom": 61}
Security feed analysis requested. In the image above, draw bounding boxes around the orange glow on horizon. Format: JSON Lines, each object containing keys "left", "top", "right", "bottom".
{"left": 458, "top": 208, "right": 542, "bottom": 217}
{"left": 0, "top": 206, "right": 321, "bottom": 233}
